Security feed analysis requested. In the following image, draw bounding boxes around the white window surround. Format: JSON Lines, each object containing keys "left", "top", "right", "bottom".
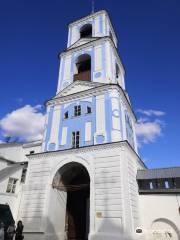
{"left": 6, "top": 178, "right": 18, "bottom": 193}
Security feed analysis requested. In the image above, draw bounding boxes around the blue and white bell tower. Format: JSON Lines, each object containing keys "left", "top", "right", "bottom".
{"left": 21, "top": 10, "right": 144, "bottom": 240}
{"left": 42, "top": 10, "right": 137, "bottom": 154}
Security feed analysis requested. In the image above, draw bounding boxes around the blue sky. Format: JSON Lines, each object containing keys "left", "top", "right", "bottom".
{"left": 0, "top": 0, "right": 180, "bottom": 168}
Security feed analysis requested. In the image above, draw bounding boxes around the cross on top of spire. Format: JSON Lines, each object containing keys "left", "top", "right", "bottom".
{"left": 91, "top": 0, "right": 95, "bottom": 13}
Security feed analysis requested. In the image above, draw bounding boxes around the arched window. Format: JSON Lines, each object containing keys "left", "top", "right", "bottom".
{"left": 80, "top": 24, "right": 92, "bottom": 38}
{"left": 74, "top": 54, "right": 91, "bottom": 81}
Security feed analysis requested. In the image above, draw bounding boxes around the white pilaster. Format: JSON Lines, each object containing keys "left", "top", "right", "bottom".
{"left": 49, "top": 105, "right": 61, "bottom": 149}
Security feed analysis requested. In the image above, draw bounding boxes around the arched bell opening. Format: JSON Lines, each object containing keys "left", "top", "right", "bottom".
{"left": 80, "top": 24, "right": 92, "bottom": 38}
{"left": 52, "top": 162, "right": 90, "bottom": 240}
{"left": 74, "top": 54, "right": 91, "bottom": 82}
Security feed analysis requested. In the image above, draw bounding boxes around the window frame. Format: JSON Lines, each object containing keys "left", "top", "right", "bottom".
{"left": 149, "top": 181, "right": 154, "bottom": 190}
{"left": 164, "top": 180, "right": 170, "bottom": 189}
{"left": 64, "top": 111, "right": 69, "bottom": 119}
{"left": 21, "top": 164, "right": 28, "bottom": 183}
{"left": 87, "top": 106, "right": 92, "bottom": 114}
{"left": 72, "top": 131, "right": 80, "bottom": 148}
{"left": 6, "top": 178, "right": 18, "bottom": 194}
{"left": 74, "top": 105, "right": 81, "bottom": 117}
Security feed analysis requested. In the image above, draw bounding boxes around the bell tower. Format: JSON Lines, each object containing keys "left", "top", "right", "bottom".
{"left": 42, "top": 10, "right": 138, "bottom": 153}
{"left": 22, "top": 10, "right": 143, "bottom": 240}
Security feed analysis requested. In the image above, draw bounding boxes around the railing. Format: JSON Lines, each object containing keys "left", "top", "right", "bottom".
{"left": 73, "top": 70, "right": 91, "bottom": 81}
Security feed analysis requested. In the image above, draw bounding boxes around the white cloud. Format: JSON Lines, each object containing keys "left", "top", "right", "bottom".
{"left": 0, "top": 105, "right": 45, "bottom": 142}
{"left": 136, "top": 120, "right": 163, "bottom": 145}
{"left": 136, "top": 109, "right": 166, "bottom": 146}
{"left": 137, "top": 109, "right": 166, "bottom": 117}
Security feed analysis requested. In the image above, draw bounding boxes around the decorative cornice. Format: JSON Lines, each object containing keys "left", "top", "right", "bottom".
{"left": 54, "top": 80, "right": 104, "bottom": 99}
{"left": 46, "top": 83, "right": 136, "bottom": 121}
{"left": 60, "top": 36, "right": 107, "bottom": 56}
{"left": 27, "top": 140, "right": 145, "bottom": 168}
{"left": 67, "top": 37, "right": 100, "bottom": 51}
{"left": 23, "top": 140, "right": 42, "bottom": 148}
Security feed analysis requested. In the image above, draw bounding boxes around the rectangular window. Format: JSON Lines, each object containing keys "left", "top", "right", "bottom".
{"left": 72, "top": 131, "right": 80, "bottom": 148}
{"left": 87, "top": 106, "right": 92, "bottom": 114}
{"left": 149, "top": 181, "right": 154, "bottom": 190}
{"left": 21, "top": 164, "right": 28, "bottom": 183}
{"left": 64, "top": 111, "right": 68, "bottom": 119}
{"left": 6, "top": 178, "right": 18, "bottom": 193}
{"left": 165, "top": 180, "right": 170, "bottom": 189}
{"left": 74, "top": 106, "right": 81, "bottom": 116}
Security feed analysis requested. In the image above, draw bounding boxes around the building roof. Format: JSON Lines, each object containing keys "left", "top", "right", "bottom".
{"left": 0, "top": 156, "right": 16, "bottom": 164}
{"left": 137, "top": 167, "right": 180, "bottom": 180}
{"left": 0, "top": 142, "right": 23, "bottom": 148}
{"left": 0, "top": 162, "right": 27, "bottom": 182}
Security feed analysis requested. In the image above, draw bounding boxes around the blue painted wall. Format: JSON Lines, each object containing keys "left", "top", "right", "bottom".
{"left": 58, "top": 98, "right": 96, "bottom": 150}
{"left": 44, "top": 92, "right": 128, "bottom": 151}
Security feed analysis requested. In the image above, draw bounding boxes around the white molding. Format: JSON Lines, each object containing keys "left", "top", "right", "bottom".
{"left": 47, "top": 83, "right": 136, "bottom": 122}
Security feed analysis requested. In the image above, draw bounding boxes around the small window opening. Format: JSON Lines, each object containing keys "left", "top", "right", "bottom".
{"left": 80, "top": 24, "right": 92, "bottom": 38}
{"left": 116, "top": 63, "right": 120, "bottom": 79}
{"left": 87, "top": 107, "right": 92, "bottom": 114}
{"left": 72, "top": 131, "right": 80, "bottom": 148}
{"left": 21, "top": 164, "right": 28, "bottom": 183}
{"left": 64, "top": 111, "right": 68, "bottom": 119}
{"left": 74, "top": 105, "right": 81, "bottom": 117}
{"left": 165, "top": 180, "right": 170, "bottom": 189}
{"left": 6, "top": 178, "right": 18, "bottom": 193}
{"left": 30, "top": 150, "right": 35, "bottom": 155}
{"left": 149, "top": 181, "right": 154, "bottom": 189}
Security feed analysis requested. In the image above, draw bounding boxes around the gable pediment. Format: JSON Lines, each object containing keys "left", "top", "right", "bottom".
{"left": 54, "top": 81, "right": 103, "bottom": 98}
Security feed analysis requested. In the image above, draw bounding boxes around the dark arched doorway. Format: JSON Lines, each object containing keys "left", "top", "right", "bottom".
{"left": 74, "top": 54, "right": 91, "bottom": 82}
{"left": 53, "top": 162, "right": 90, "bottom": 240}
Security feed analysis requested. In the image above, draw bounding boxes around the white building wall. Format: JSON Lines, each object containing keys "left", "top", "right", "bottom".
{"left": 139, "top": 194, "right": 180, "bottom": 240}
{"left": 0, "top": 167, "right": 23, "bottom": 220}
{"left": 18, "top": 142, "right": 142, "bottom": 240}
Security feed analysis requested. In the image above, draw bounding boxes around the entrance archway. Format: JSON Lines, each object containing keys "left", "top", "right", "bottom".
{"left": 53, "top": 162, "right": 90, "bottom": 240}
